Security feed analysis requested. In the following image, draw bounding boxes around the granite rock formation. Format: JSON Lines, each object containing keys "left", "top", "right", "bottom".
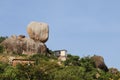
{"left": 1, "top": 21, "right": 49, "bottom": 55}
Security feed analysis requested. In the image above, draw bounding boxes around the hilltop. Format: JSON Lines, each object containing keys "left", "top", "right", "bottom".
{"left": 0, "top": 36, "right": 120, "bottom": 80}
{"left": 0, "top": 21, "right": 120, "bottom": 80}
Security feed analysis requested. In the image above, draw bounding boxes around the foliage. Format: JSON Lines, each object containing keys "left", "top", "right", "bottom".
{"left": 0, "top": 45, "right": 4, "bottom": 53}
{"left": 64, "top": 54, "right": 80, "bottom": 66}
{"left": 0, "top": 53, "right": 119, "bottom": 80}
{"left": 0, "top": 62, "right": 8, "bottom": 73}
{"left": 0, "top": 36, "right": 7, "bottom": 53}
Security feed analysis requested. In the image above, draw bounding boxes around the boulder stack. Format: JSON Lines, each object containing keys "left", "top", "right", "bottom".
{"left": 1, "top": 21, "right": 49, "bottom": 55}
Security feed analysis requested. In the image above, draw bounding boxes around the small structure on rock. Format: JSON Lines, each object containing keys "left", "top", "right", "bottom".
{"left": 18, "top": 35, "right": 25, "bottom": 40}
{"left": 54, "top": 50, "right": 67, "bottom": 61}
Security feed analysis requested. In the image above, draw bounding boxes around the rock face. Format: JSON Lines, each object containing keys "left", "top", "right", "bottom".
{"left": 27, "top": 22, "right": 49, "bottom": 43}
{"left": 91, "top": 55, "right": 108, "bottom": 72}
{"left": 1, "top": 35, "right": 23, "bottom": 53}
{"left": 22, "top": 38, "right": 47, "bottom": 54}
{"left": 1, "top": 21, "right": 49, "bottom": 55}
{"left": 1, "top": 35, "right": 47, "bottom": 54}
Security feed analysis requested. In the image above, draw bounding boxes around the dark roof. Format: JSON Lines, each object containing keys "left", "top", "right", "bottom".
{"left": 54, "top": 49, "right": 67, "bottom": 52}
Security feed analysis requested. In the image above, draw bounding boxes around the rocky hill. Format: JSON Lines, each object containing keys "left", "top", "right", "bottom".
{"left": 0, "top": 38, "right": 120, "bottom": 80}
{"left": 0, "top": 22, "right": 120, "bottom": 80}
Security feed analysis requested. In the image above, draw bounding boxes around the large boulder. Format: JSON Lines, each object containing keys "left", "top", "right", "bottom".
{"left": 91, "top": 55, "right": 108, "bottom": 72}
{"left": 1, "top": 35, "right": 47, "bottom": 54}
{"left": 27, "top": 21, "right": 49, "bottom": 43}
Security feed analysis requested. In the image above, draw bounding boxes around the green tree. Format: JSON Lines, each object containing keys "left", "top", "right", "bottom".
{"left": 64, "top": 54, "right": 80, "bottom": 66}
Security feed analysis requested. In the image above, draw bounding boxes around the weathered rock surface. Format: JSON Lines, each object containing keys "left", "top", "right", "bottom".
{"left": 91, "top": 55, "right": 108, "bottom": 72}
{"left": 27, "top": 21, "right": 49, "bottom": 43}
{"left": 1, "top": 21, "right": 49, "bottom": 55}
{"left": 1, "top": 35, "right": 47, "bottom": 54}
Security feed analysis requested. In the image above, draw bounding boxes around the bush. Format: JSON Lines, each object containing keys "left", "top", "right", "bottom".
{"left": 0, "top": 53, "right": 119, "bottom": 80}
{"left": 0, "top": 45, "right": 4, "bottom": 53}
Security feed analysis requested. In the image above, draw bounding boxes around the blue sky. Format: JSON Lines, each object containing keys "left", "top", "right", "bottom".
{"left": 0, "top": 0, "right": 120, "bottom": 70}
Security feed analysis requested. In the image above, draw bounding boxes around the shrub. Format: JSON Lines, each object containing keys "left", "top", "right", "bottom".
{"left": 0, "top": 45, "right": 4, "bottom": 53}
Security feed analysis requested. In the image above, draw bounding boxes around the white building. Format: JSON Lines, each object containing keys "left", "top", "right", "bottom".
{"left": 54, "top": 50, "right": 67, "bottom": 61}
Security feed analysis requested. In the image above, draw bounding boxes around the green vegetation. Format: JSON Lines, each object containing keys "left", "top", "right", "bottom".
{"left": 0, "top": 36, "right": 7, "bottom": 53}
{"left": 0, "top": 54, "right": 119, "bottom": 80}
{"left": 0, "top": 36, "right": 120, "bottom": 80}
{"left": 0, "top": 45, "right": 4, "bottom": 53}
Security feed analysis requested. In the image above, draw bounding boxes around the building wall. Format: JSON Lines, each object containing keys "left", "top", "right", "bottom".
{"left": 54, "top": 50, "right": 67, "bottom": 61}
{"left": 60, "top": 50, "right": 66, "bottom": 56}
